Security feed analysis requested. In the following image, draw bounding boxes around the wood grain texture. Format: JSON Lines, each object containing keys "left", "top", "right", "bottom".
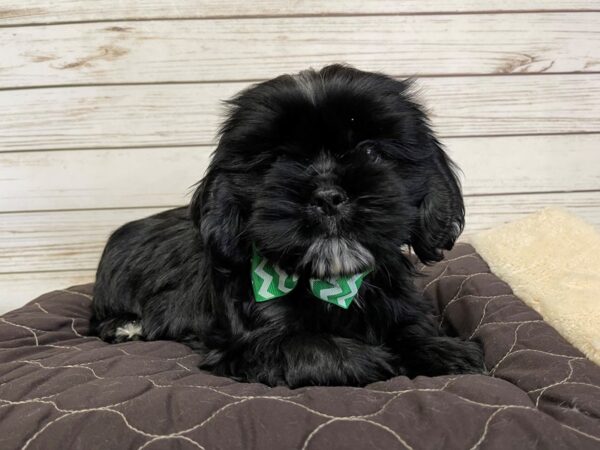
{"left": 3, "top": 13, "right": 600, "bottom": 88}
{"left": 0, "top": 147, "right": 211, "bottom": 212}
{"left": 0, "top": 271, "right": 95, "bottom": 314}
{"left": 1, "top": 1, "right": 598, "bottom": 26}
{"left": 1, "top": 134, "right": 599, "bottom": 212}
{"left": 0, "top": 207, "right": 166, "bottom": 273}
{"left": 464, "top": 192, "right": 600, "bottom": 231}
{"left": 1, "top": 192, "right": 598, "bottom": 275}
{"left": 2, "top": 1, "right": 599, "bottom": 313}
{"left": 2, "top": 75, "right": 599, "bottom": 152}
{"left": 449, "top": 134, "right": 600, "bottom": 195}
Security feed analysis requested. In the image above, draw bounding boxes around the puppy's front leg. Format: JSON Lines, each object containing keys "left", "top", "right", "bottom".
{"left": 280, "top": 333, "right": 396, "bottom": 388}
{"left": 197, "top": 333, "right": 396, "bottom": 388}
{"left": 392, "top": 322, "right": 486, "bottom": 377}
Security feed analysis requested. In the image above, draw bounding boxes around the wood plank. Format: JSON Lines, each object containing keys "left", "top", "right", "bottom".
{"left": 1, "top": 192, "right": 598, "bottom": 275}
{"left": 0, "top": 147, "right": 210, "bottom": 211}
{"left": 0, "top": 207, "right": 167, "bottom": 273}
{"left": 3, "top": 13, "right": 600, "bottom": 88}
{"left": 0, "top": 270, "right": 95, "bottom": 315}
{"left": 449, "top": 134, "right": 600, "bottom": 195}
{"left": 464, "top": 192, "right": 600, "bottom": 232}
{"left": 2, "top": 1, "right": 598, "bottom": 26}
{"left": 1, "top": 134, "right": 599, "bottom": 212}
{"left": 1, "top": 75, "right": 599, "bottom": 152}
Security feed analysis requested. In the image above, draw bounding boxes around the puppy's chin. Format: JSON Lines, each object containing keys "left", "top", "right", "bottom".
{"left": 300, "top": 238, "right": 374, "bottom": 278}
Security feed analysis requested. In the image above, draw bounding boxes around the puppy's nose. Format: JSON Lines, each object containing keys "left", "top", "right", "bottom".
{"left": 311, "top": 187, "right": 348, "bottom": 214}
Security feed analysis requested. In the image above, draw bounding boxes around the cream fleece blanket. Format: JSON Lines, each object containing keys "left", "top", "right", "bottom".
{"left": 470, "top": 207, "right": 600, "bottom": 366}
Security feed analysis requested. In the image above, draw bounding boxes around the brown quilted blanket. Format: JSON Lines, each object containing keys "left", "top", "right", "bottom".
{"left": 1, "top": 243, "right": 599, "bottom": 450}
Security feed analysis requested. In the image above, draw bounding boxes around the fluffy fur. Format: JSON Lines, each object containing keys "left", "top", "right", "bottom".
{"left": 90, "top": 65, "right": 485, "bottom": 388}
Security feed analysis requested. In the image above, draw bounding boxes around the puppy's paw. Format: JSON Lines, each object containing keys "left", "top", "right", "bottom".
{"left": 91, "top": 314, "right": 143, "bottom": 344}
{"left": 282, "top": 335, "right": 395, "bottom": 388}
{"left": 403, "top": 337, "right": 486, "bottom": 377}
{"left": 444, "top": 339, "right": 487, "bottom": 375}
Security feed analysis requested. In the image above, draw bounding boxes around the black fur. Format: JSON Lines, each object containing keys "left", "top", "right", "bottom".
{"left": 90, "top": 65, "right": 484, "bottom": 388}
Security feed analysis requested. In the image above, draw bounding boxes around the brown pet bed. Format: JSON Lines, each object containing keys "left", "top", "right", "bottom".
{"left": 0, "top": 243, "right": 598, "bottom": 449}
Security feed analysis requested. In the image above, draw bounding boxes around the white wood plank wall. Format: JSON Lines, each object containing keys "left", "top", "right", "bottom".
{"left": 1, "top": 1, "right": 599, "bottom": 312}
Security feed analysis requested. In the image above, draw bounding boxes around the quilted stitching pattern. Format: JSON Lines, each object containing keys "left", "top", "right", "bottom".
{"left": 0, "top": 244, "right": 598, "bottom": 449}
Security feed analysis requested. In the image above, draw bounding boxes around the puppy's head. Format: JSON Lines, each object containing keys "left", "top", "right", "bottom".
{"left": 192, "top": 65, "right": 464, "bottom": 277}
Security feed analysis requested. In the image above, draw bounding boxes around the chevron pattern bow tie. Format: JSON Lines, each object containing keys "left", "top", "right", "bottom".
{"left": 251, "top": 247, "right": 370, "bottom": 309}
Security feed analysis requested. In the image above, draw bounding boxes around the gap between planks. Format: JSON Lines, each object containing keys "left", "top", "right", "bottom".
{"left": 3, "top": 71, "right": 600, "bottom": 93}
{"left": 2, "top": 9, "right": 600, "bottom": 29}
{"left": 1, "top": 131, "right": 600, "bottom": 155}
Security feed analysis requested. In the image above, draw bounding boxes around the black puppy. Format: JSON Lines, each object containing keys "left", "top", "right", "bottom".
{"left": 91, "top": 65, "right": 484, "bottom": 388}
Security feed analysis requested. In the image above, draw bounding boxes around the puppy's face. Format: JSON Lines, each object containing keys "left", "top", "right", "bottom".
{"left": 193, "top": 65, "right": 464, "bottom": 278}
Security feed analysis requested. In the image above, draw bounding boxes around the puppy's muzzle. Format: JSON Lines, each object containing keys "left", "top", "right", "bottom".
{"left": 300, "top": 238, "right": 374, "bottom": 278}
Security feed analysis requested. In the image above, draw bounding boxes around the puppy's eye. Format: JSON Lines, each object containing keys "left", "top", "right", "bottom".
{"left": 363, "top": 145, "right": 381, "bottom": 162}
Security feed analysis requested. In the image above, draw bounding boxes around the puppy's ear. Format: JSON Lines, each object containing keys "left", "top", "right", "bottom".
{"left": 410, "top": 139, "right": 465, "bottom": 264}
{"left": 190, "top": 167, "right": 247, "bottom": 265}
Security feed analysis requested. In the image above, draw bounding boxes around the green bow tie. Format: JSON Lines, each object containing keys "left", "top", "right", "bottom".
{"left": 251, "top": 247, "right": 370, "bottom": 309}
